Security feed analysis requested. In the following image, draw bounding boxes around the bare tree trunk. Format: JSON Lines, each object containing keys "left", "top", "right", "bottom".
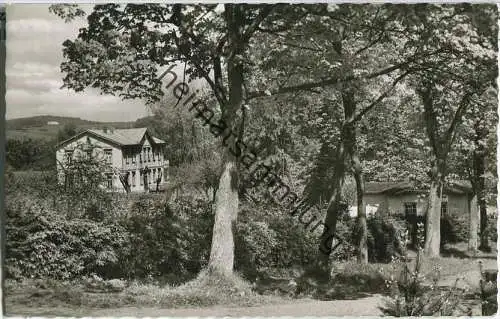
{"left": 424, "top": 176, "right": 442, "bottom": 257}
{"left": 474, "top": 136, "right": 491, "bottom": 252}
{"left": 316, "top": 137, "right": 347, "bottom": 271}
{"left": 316, "top": 78, "right": 364, "bottom": 274}
{"left": 342, "top": 82, "right": 367, "bottom": 264}
{"left": 418, "top": 82, "right": 446, "bottom": 258}
{"left": 208, "top": 159, "right": 238, "bottom": 274}
{"left": 352, "top": 152, "right": 367, "bottom": 263}
{"left": 207, "top": 4, "right": 245, "bottom": 275}
{"left": 479, "top": 200, "right": 490, "bottom": 252}
{"left": 468, "top": 194, "right": 479, "bottom": 252}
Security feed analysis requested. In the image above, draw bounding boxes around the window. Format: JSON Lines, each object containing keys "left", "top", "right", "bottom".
{"left": 104, "top": 149, "right": 112, "bottom": 164}
{"left": 125, "top": 152, "right": 129, "bottom": 165}
{"left": 64, "top": 173, "right": 74, "bottom": 188}
{"left": 157, "top": 152, "right": 160, "bottom": 162}
{"left": 404, "top": 202, "right": 417, "bottom": 217}
{"left": 140, "top": 172, "right": 143, "bottom": 186}
{"left": 64, "top": 150, "right": 74, "bottom": 164}
{"left": 441, "top": 201, "right": 448, "bottom": 215}
{"left": 105, "top": 174, "right": 113, "bottom": 189}
{"left": 152, "top": 150, "right": 156, "bottom": 162}
{"left": 132, "top": 171, "right": 136, "bottom": 187}
{"left": 148, "top": 148, "right": 151, "bottom": 162}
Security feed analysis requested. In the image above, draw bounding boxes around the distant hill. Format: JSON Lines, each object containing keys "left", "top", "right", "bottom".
{"left": 6, "top": 115, "right": 136, "bottom": 141}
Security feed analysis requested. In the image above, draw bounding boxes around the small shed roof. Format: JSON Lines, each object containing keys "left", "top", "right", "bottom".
{"left": 365, "top": 180, "right": 473, "bottom": 195}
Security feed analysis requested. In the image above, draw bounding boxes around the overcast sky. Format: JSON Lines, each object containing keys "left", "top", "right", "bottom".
{"left": 6, "top": 4, "right": 153, "bottom": 122}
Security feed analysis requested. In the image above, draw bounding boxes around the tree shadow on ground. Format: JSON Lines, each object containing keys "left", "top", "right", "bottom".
{"left": 253, "top": 268, "right": 389, "bottom": 302}
{"left": 440, "top": 246, "right": 497, "bottom": 259}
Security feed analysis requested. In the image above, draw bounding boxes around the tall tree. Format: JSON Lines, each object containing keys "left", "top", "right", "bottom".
{"left": 406, "top": 4, "right": 497, "bottom": 257}
{"left": 251, "top": 4, "right": 429, "bottom": 268}
{"left": 53, "top": 3, "right": 284, "bottom": 275}
{"left": 449, "top": 85, "right": 497, "bottom": 252}
{"left": 52, "top": 3, "right": 330, "bottom": 275}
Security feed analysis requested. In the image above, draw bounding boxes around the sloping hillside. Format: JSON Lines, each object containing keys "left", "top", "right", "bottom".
{"left": 6, "top": 115, "right": 135, "bottom": 141}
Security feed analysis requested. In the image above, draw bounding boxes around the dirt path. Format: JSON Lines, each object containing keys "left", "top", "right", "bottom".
{"left": 88, "top": 295, "right": 384, "bottom": 317}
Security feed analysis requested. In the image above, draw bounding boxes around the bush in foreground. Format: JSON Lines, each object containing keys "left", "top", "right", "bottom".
{"left": 380, "top": 224, "right": 471, "bottom": 316}
{"left": 6, "top": 198, "right": 127, "bottom": 280}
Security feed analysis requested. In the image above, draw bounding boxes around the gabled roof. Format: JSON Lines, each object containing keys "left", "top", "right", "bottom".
{"left": 57, "top": 127, "right": 166, "bottom": 148}
{"left": 365, "top": 180, "right": 473, "bottom": 195}
{"left": 88, "top": 128, "right": 148, "bottom": 146}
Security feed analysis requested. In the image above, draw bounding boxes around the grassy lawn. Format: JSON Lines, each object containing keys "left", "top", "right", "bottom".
{"left": 5, "top": 269, "right": 291, "bottom": 316}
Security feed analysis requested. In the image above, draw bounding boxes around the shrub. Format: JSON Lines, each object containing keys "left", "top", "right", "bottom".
{"left": 487, "top": 213, "right": 497, "bottom": 243}
{"left": 333, "top": 212, "right": 406, "bottom": 263}
{"left": 333, "top": 262, "right": 391, "bottom": 292}
{"left": 381, "top": 224, "right": 471, "bottom": 317}
{"left": 381, "top": 252, "right": 470, "bottom": 316}
{"left": 116, "top": 195, "right": 213, "bottom": 281}
{"left": 5, "top": 199, "right": 127, "bottom": 280}
{"left": 234, "top": 202, "right": 317, "bottom": 280}
{"left": 365, "top": 213, "right": 407, "bottom": 262}
{"left": 330, "top": 215, "right": 357, "bottom": 261}
{"left": 5, "top": 191, "right": 214, "bottom": 283}
{"left": 441, "top": 212, "right": 469, "bottom": 244}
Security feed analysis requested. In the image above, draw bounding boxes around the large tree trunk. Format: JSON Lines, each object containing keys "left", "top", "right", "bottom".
{"left": 479, "top": 199, "right": 490, "bottom": 252}
{"left": 315, "top": 140, "right": 347, "bottom": 264}
{"left": 342, "top": 82, "right": 367, "bottom": 264}
{"left": 208, "top": 159, "right": 239, "bottom": 273}
{"left": 419, "top": 82, "right": 446, "bottom": 258}
{"left": 474, "top": 133, "right": 490, "bottom": 252}
{"left": 424, "top": 176, "right": 442, "bottom": 257}
{"left": 468, "top": 194, "right": 479, "bottom": 252}
{"left": 315, "top": 80, "right": 365, "bottom": 275}
{"left": 207, "top": 4, "right": 245, "bottom": 274}
{"left": 352, "top": 152, "right": 367, "bottom": 263}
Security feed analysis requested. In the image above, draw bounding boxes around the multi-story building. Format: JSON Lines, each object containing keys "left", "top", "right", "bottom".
{"left": 56, "top": 127, "right": 168, "bottom": 192}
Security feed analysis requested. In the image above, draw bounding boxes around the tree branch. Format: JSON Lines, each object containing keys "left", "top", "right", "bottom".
{"left": 246, "top": 61, "right": 398, "bottom": 99}
{"left": 241, "top": 5, "right": 278, "bottom": 43}
{"left": 445, "top": 92, "right": 471, "bottom": 150}
{"left": 350, "top": 69, "right": 411, "bottom": 124}
{"left": 354, "top": 30, "right": 385, "bottom": 56}
{"left": 419, "top": 81, "right": 441, "bottom": 158}
{"left": 247, "top": 48, "right": 444, "bottom": 99}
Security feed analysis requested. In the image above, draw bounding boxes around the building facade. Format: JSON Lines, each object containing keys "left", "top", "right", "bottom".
{"left": 56, "top": 127, "right": 168, "bottom": 193}
{"left": 348, "top": 181, "right": 477, "bottom": 218}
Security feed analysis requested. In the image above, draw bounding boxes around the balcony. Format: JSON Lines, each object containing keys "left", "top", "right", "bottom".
{"left": 123, "top": 157, "right": 165, "bottom": 171}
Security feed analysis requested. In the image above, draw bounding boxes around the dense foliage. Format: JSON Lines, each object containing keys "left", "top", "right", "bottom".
{"left": 6, "top": 195, "right": 127, "bottom": 280}
{"left": 21, "top": 2, "right": 497, "bottom": 282}
{"left": 6, "top": 138, "right": 55, "bottom": 170}
{"left": 6, "top": 174, "right": 415, "bottom": 283}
